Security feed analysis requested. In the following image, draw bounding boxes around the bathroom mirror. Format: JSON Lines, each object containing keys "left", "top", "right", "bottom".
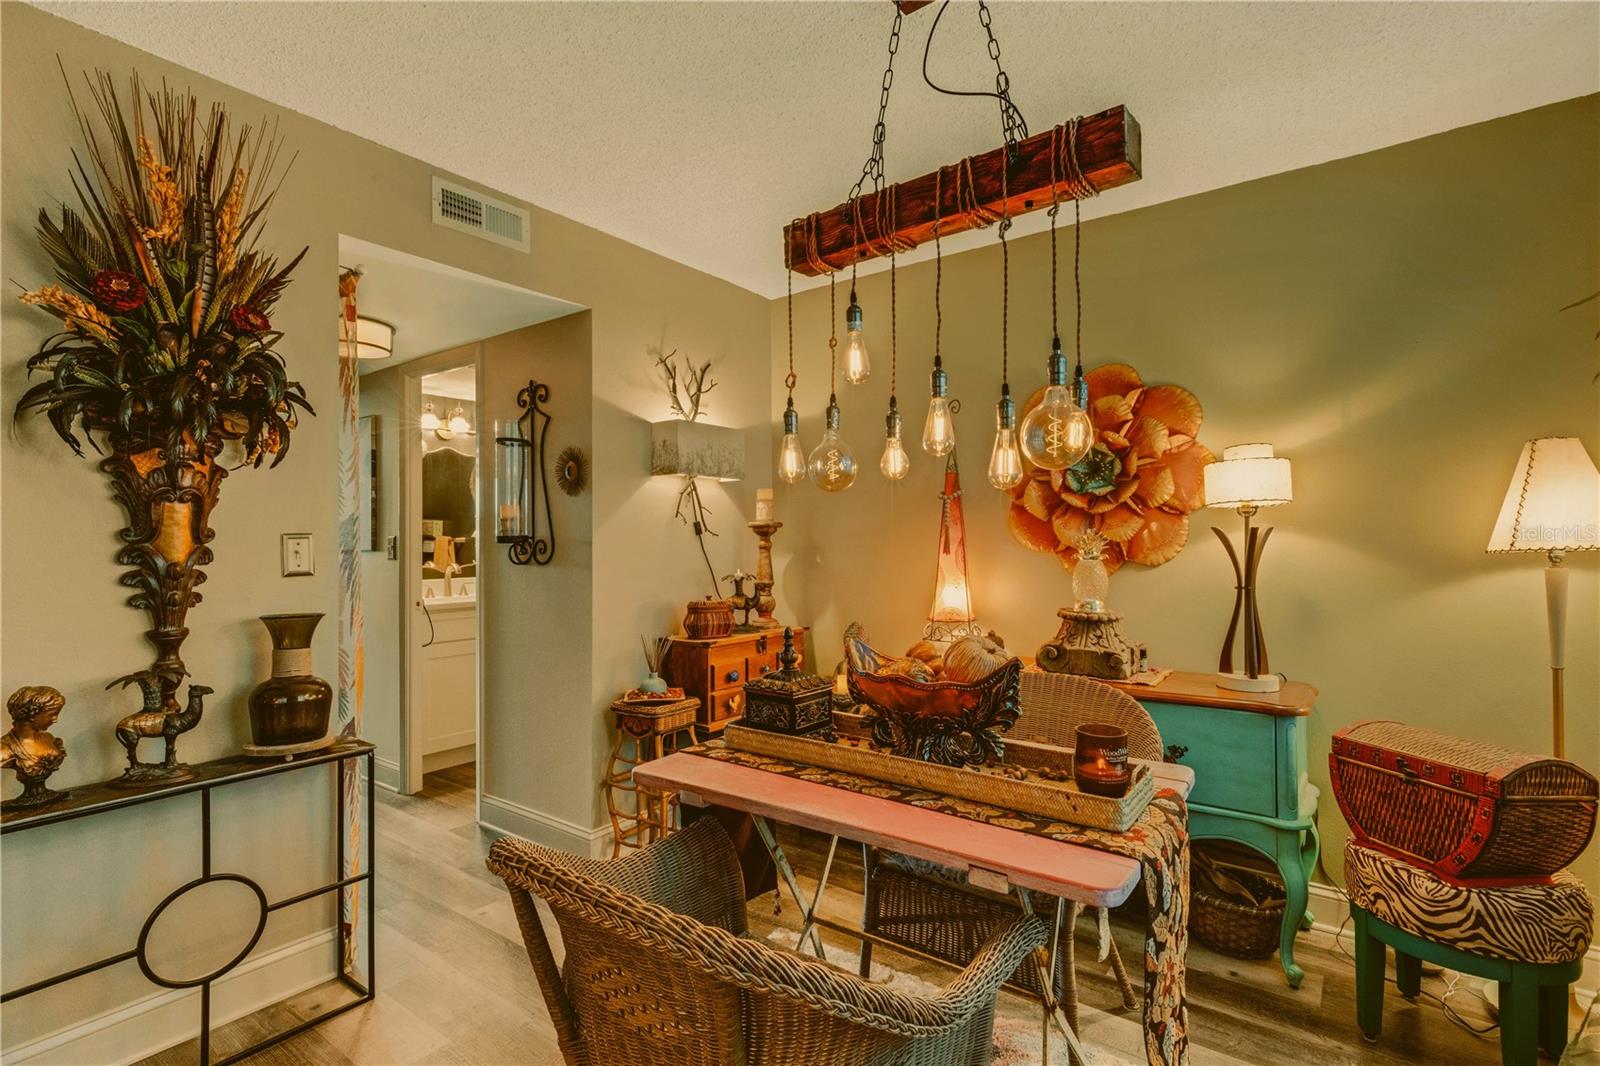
{"left": 422, "top": 447, "right": 477, "bottom": 575}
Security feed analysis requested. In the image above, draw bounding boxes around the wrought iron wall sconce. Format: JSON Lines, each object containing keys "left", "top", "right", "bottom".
{"left": 494, "top": 380, "right": 554, "bottom": 566}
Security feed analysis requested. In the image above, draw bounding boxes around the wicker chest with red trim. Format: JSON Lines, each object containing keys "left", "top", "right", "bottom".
{"left": 1330, "top": 720, "right": 1597, "bottom": 885}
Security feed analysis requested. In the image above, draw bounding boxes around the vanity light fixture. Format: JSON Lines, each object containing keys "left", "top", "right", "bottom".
{"left": 419, "top": 402, "right": 441, "bottom": 433}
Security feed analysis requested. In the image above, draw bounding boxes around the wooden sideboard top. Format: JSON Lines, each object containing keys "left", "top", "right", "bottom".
{"left": 670, "top": 626, "right": 807, "bottom": 647}
{"left": 1097, "top": 670, "right": 1317, "bottom": 717}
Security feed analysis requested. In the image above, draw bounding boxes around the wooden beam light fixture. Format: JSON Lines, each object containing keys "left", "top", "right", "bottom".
{"left": 785, "top": 104, "right": 1141, "bottom": 276}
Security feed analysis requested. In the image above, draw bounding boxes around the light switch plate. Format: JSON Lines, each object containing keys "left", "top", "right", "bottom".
{"left": 281, "top": 533, "right": 315, "bottom": 577}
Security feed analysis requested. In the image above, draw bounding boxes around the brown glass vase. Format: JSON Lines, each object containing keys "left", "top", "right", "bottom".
{"left": 248, "top": 613, "right": 333, "bottom": 751}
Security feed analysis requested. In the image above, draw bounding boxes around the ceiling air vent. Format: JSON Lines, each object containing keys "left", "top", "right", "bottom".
{"left": 431, "top": 177, "right": 530, "bottom": 252}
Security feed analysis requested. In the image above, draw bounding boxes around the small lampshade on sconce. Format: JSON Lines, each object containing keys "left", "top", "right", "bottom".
{"left": 1204, "top": 443, "right": 1294, "bottom": 692}
{"left": 446, "top": 406, "right": 471, "bottom": 435}
{"left": 1487, "top": 437, "right": 1600, "bottom": 757}
{"left": 650, "top": 420, "right": 746, "bottom": 482}
{"left": 419, "top": 402, "right": 441, "bottom": 433}
{"left": 495, "top": 380, "right": 554, "bottom": 565}
{"left": 339, "top": 315, "right": 395, "bottom": 361}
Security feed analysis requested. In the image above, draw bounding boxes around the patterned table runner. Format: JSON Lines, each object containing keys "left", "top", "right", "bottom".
{"left": 683, "top": 742, "right": 1190, "bottom": 1066}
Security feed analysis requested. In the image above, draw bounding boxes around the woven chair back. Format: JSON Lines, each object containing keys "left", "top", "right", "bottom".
{"left": 1016, "top": 670, "right": 1163, "bottom": 761}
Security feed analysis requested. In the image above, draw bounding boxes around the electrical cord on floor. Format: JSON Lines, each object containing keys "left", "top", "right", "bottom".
{"left": 1328, "top": 899, "right": 1500, "bottom": 1038}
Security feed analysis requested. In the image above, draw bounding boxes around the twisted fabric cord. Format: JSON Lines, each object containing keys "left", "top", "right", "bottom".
{"left": 933, "top": 166, "right": 943, "bottom": 367}
{"left": 999, "top": 156, "right": 1011, "bottom": 389}
{"left": 829, "top": 272, "right": 838, "bottom": 393}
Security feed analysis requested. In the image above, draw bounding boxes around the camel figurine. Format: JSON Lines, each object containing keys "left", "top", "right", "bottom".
{"left": 110, "top": 669, "right": 212, "bottom": 786}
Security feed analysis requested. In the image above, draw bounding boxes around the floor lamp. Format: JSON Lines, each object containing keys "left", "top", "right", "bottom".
{"left": 1487, "top": 437, "right": 1600, "bottom": 759}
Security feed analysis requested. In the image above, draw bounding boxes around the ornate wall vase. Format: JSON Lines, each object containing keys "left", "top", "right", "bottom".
{"left": 103, "top": 434, "right": 227, "bottom": 719}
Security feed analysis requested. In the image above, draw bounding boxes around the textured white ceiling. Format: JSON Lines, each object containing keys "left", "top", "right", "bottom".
{"left": 341, "top": 236, "right": 581, "bottom": 370}
{"left": 38, "top": 1, "right": 1600, "bottom": 297}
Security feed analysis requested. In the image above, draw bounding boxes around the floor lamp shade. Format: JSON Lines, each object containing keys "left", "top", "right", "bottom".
{"left": 1486, "top": 437, "right": 1599, "bottom": 759}
{"left": 1486, "top": 438, "right": 1600, "bottom": 555}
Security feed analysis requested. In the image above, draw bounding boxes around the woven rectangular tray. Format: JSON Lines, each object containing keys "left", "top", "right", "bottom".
{"left": 722, "top": 724, "right": 1154, "bottom": 832}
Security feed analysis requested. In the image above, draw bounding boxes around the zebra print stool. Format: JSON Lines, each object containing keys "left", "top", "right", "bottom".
{"left": 1346, "top": 841, "right": 1594, "bottom": 1066}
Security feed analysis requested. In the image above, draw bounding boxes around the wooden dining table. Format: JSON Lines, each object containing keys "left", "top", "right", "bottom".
{"left": 636, "top": 749, "right": 1195, "bottom": 1065}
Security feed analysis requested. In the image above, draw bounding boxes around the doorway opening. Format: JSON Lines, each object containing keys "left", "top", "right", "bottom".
{"left": 345, "top": 235, "right": 582, "bottom": 812}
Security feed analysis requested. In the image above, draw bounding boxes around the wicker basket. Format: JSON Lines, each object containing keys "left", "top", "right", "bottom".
{"left": 1331, "top": 720, "right": 1598, "bottom": 883}
{"left": 1191, "top": 847, "right": 1285, "bottom": 961}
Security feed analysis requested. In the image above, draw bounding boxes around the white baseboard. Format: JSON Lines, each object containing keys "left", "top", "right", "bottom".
{"left": 421, "top": 744, "right": 474, "bottom": 776}
{"left": 478, "top": 792, "right": 613, "bottom": 858}
{"left": 372, "top": 755, "right": 402, "bottom": 793}
{"left": 1304, "top": 880, "right": 1599, "bottom": 999}
{"left": 2, "top": 929, "right": 338, "bottom": 1066}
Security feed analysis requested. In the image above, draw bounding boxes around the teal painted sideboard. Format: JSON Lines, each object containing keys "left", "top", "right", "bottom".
{"left": 1107, "top": 671, "right": 1321, "bottom": 987}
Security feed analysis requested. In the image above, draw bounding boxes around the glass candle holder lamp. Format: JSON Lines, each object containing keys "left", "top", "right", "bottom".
{"left": 494, "top": 417, "right": 530, "bottom": 541}
{"left": 1073, "top": 724, "right": 1131, "bottom": 798}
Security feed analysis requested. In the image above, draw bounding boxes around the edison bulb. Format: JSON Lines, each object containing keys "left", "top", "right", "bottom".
{"left": 880, "top": 403, "right": 910, "bottom": 480}
{"left": 922, "top": 366, "right": 955, "bottom": 456}
{"left": 1020, "top": 345, "right": 1093, "bottom": 470}
{"left": 987, "top": 394, "right": 1024, "bottom": 490}
{"left": 842, "top": 292, "right": 870, "bottom": 384}
{"left": 419, "top": 402, "right": 440, "bottom": 432}
{"left": 777, "top": 401, "right": 806, "bottom": 484}
{"left": 808, "top": 398, "right": 858, "bottom": 492}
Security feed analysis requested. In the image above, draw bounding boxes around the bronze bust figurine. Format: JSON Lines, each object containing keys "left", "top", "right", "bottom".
{"left": 2, "top": 686, "right": 68, "bottom": 810}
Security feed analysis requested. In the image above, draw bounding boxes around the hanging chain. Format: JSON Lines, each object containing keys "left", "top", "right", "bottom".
{"left": 850, "top": 7, "right": 903, "bottom": 206}
{"left": 977, "top": 0, "right": 1028, "bottom": 153}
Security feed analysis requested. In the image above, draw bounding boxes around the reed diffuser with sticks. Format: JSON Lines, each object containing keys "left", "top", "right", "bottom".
{"left": 640, "top": 635, "right": 672, "bottom": 694}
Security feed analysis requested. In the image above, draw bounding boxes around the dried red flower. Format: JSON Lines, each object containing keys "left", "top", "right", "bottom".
{"left": 90, "top": 270, "right": 145, "bottom": 313}
{"left": 230, "top": 305, "right": 271, "bottom": 333}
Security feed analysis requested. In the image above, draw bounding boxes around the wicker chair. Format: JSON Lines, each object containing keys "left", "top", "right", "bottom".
{"left": 487, "top": 816, "right": 1048, "bottom": 1066}
{"left": 860, "top": 670, "right": 1161, "bottom": 1061}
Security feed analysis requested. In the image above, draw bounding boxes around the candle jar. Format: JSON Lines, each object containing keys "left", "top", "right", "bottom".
{"left": 1074, "top": 723, "right": 1132, "bottom": 798}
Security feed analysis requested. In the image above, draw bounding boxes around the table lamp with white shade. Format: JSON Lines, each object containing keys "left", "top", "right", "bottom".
{"left": 1486, "top": 437, "right": 1600, "bottom": 758}
{"left": 1204, "top": 444, "right": 1294, "bottom": 692}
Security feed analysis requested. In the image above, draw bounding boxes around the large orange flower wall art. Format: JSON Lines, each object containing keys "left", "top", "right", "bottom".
{"left": 1009, "top": 364, "right": 1213, "bottom": 574}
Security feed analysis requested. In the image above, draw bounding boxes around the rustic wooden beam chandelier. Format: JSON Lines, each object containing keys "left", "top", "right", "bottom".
{"left": 783, "top": 6, "right": 1141, "bottom": 276}
{"left": 779, "top": 0, "right": 1143, "bottom": 494}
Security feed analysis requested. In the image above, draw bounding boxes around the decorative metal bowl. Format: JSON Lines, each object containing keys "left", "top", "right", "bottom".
{"left": 844, "top": 634, "right": 1022, "bottom": 768}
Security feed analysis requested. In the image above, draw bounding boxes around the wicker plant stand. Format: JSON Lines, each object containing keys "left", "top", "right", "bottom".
{"left": 605, "top": 697, "right": 698, "bottom": 856}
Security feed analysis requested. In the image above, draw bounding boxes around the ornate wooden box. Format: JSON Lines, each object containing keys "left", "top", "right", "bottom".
{"left": 1330, "top": 720, "right": 1598, "bottom": 884}
{"left": 740, "top": 629, "right": 833, "bottom": 738}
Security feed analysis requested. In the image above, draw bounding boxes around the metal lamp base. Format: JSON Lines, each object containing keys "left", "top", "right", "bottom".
{"left": 1216, "top": 670, "right": 1283, "bottom": 693}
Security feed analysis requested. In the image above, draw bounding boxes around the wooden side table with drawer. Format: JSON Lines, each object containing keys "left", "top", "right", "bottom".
{"left": 664, "top": 628, "right": 809, "bottom": 738}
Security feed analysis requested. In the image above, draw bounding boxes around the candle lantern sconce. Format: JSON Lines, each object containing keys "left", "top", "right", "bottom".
{"left": 495, "top": 380, "right": 555, "bottom": 566}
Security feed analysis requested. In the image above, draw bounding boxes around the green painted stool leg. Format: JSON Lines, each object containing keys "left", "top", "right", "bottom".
{"left": 1538, "top": 981, "right": 1569, "bottom": 1060}
{"left": 1394, "top": 951, "right": 1421, "bottom": 1000}
{"left": 1499, "top": 966, "right": 1539, "bottom": 1066}
{"left": 1353, "top": 909, "right": 1386, "bottom": 1042}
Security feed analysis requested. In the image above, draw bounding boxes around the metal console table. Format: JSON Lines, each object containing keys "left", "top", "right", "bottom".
{"left": 1, "top": 740, "right": 375, "bottom": 1065}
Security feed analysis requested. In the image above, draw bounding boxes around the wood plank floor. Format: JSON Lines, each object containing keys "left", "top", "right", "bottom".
{"left": 137, "top": 765, "right": 1518, "bottom": 1065}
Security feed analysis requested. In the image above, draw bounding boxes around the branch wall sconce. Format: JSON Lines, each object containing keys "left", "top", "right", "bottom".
{"left": 494, "top": 380, "right": 554, "bottom": 566}
{"left": 1204, "top": 443, "right": 1293, "bottom": 692}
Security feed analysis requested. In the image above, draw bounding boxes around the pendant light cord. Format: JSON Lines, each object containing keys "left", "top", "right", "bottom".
{"left": 889, "top": 247, "right": 897, "bottom": 399}
{"left": 1053, "top": 117, "right": 1100, "bottom": 374}
{"left": 933, "top": 167, "right": 943, "bottom": 369}
{"left": 829, "top": 272, "right": 838, "bottom": 394}
{"left": 785, "top": 228, "right": 797, "bottom": 397}
{"left": 999, "top": 157, "right": 1011, "bottom": 390}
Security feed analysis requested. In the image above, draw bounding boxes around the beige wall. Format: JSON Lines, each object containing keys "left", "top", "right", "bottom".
{"left": 1, "top": 3, "right": 769, "bottom": 1052}
{"left": 771, "top": 95, "right": 1600, "bottom": 890}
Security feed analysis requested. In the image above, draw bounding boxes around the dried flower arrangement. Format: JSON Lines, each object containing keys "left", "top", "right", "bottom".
{"left": 13, "top": 69, "right": 313, "bottom": 466}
